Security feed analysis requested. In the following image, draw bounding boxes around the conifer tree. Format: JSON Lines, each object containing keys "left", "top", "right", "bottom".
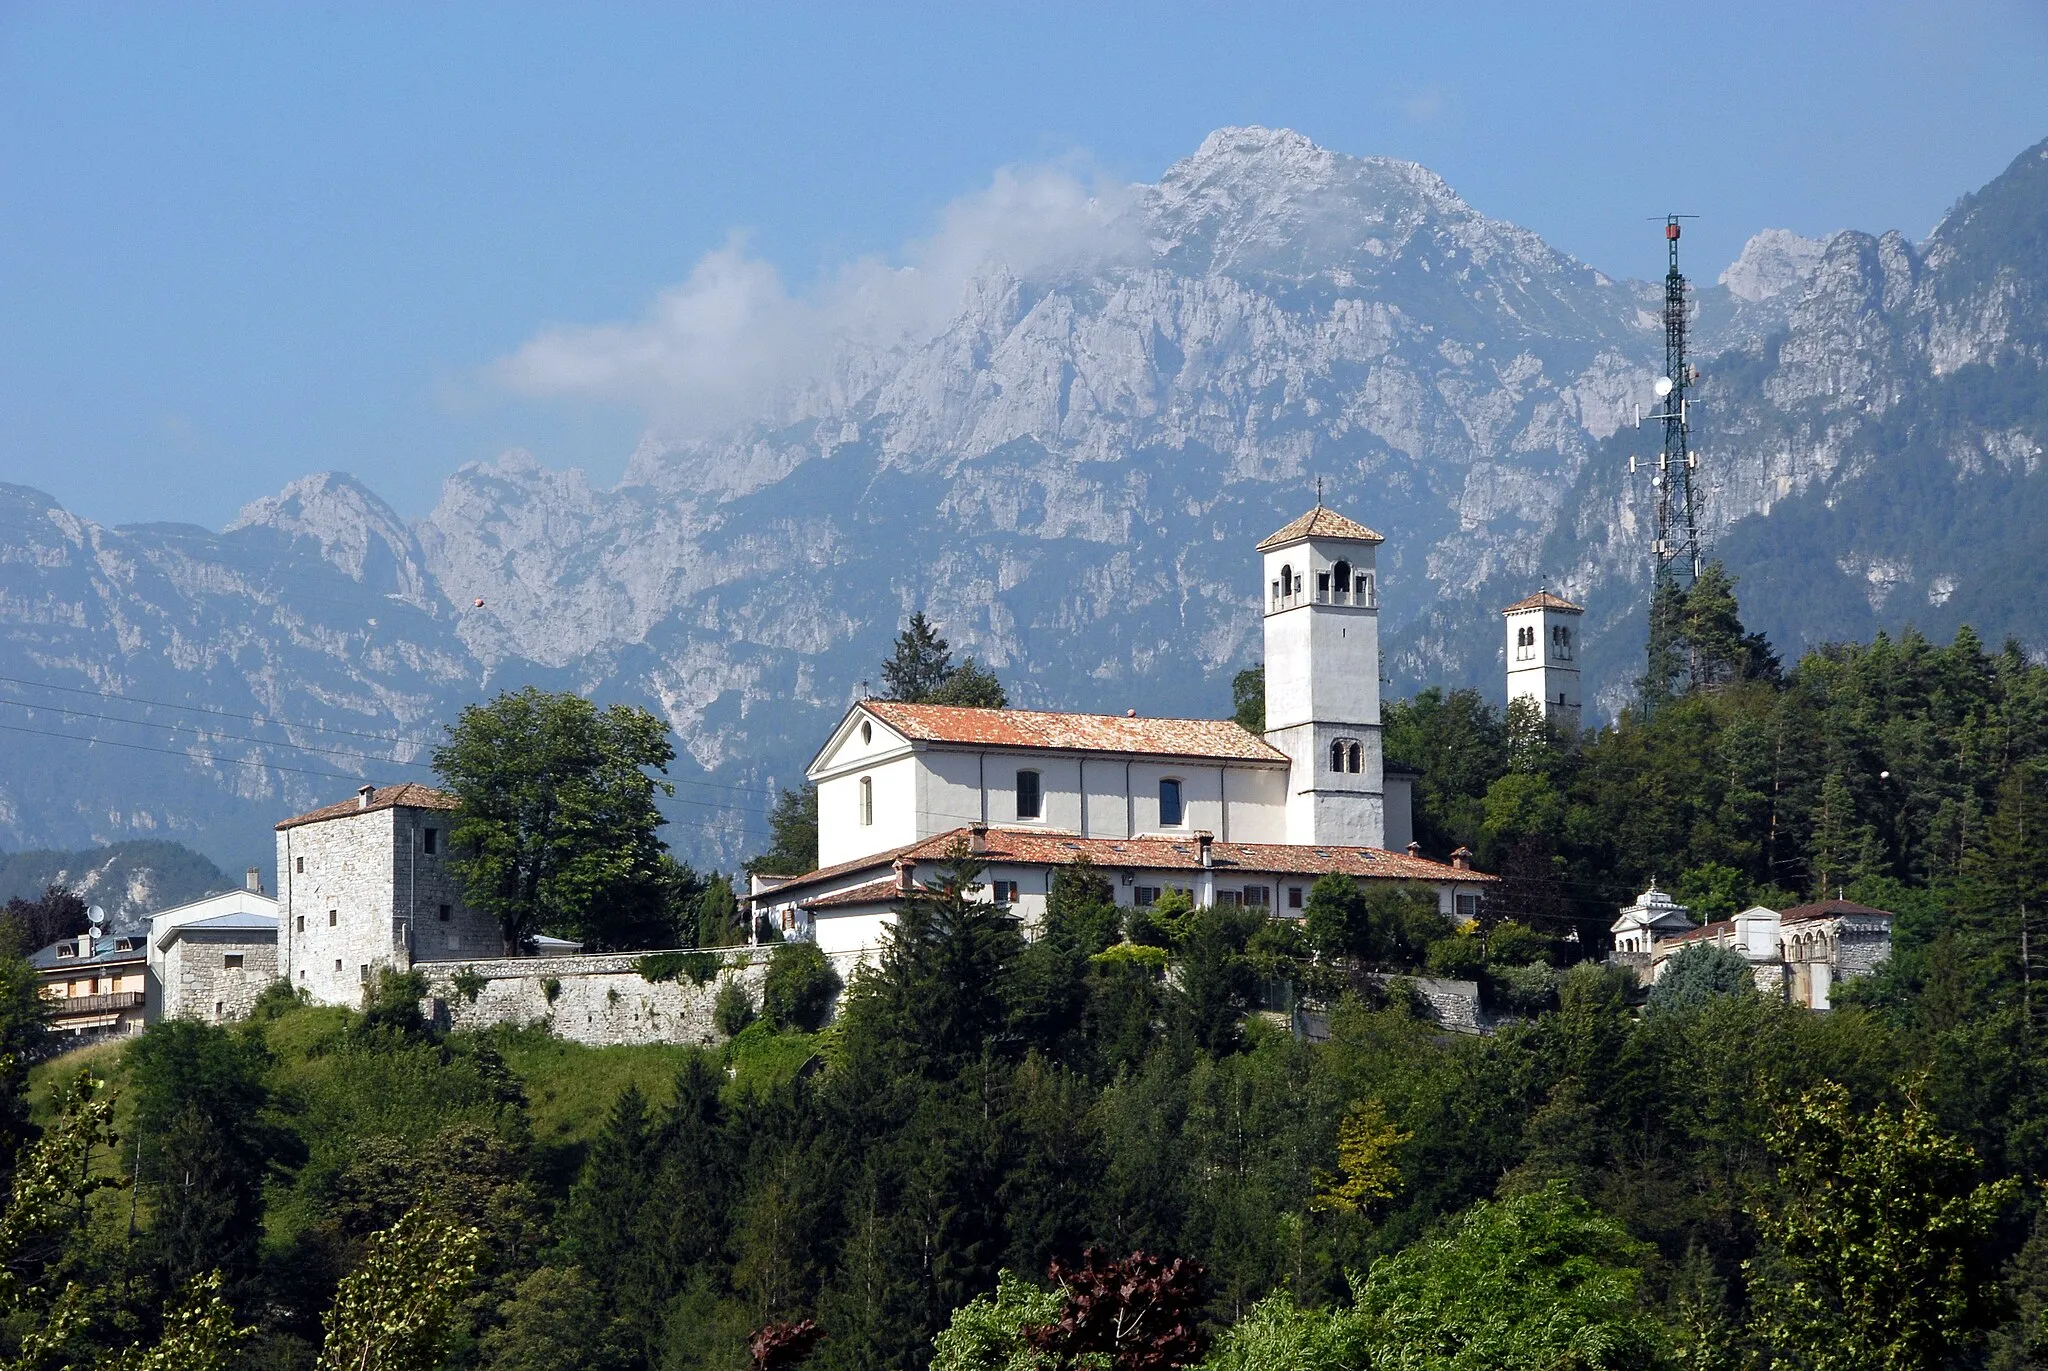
{"left": 560, "top": 1085, "right": 655, "bottom": 1315}
{"left": 881, "top": 613, "right": 955, "bottom": 703}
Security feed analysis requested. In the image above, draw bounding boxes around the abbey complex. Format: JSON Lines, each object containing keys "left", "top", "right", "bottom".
{"left": 33, "top": 503, "right": 1889, "bottom": 1043}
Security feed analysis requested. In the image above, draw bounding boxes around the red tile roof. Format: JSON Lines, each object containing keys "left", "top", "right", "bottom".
{"left": 1501, "top": 591, "right": 1584, "bottom": 615}
{"left": 1779, "top": 898, "right": 1894, "bottom": 924}
{"left": 859, "top": 701, "right": 1286, "bottom": 763}
{"left": 276, "top": 783, "right": 458, "bottom": 831}
{"left": 797, "top": 878, "right": 903, "bottom": 911}
{"left": 1256, "top": 505, "right": 1386, "bottom": 551}
{"left": 1661, "top": 920, "right": 1736, "bottom": 946}
{"left": 765, "top": 826, "right": 1492, "bottom": 905}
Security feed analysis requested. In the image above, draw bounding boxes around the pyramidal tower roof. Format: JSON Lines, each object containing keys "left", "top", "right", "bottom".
{"left": 1256, "top": 505, "right": 1385, "bottom": 552}
{"left": 1501, "top": 590, "right": 1584, "bottom": 615}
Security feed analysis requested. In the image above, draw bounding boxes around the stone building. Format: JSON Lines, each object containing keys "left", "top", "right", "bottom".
{"left": 1611, "top": 886, "right": 1894, "bottom": 1010}
{"left": 274, "top": 782, "right": 500, "bottom": 1007}
{"left": 752, "top": 504, "right": 1493, "bottom": 956}
{"left": 145, "top": 875, "right": 280, "bottom": 1022}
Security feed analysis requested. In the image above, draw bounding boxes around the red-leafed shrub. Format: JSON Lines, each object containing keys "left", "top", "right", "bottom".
{"left": 1023, "top": 1249, "right": 1207, "bottom": 1371}
{"left": 749, "top": 1318, "right": 824, "bottom": 1371}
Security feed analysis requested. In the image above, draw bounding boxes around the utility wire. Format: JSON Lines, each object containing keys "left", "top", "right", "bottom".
{"left": 0, "top": 674, "right": 779, "bottom": 800}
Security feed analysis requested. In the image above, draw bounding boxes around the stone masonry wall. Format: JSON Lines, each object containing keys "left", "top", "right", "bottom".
{"left": 279, "top": 808, "right": 401, "bottom": 1006}
{"left": 163, "top": 932, "right": 279, "bottom": 1023}
{"left": 279, "top": 803, "right": 499, "bottom": 1009}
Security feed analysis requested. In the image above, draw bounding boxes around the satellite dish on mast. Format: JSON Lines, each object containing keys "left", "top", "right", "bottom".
{"left": 87, "top": 905, "right": 106, "bottom": 939}
{"left": 1653, "top": 376, "right": 1674, "bottom": 398}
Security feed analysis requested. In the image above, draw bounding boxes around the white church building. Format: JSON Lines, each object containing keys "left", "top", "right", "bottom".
{"left": 751, "top": 505, "right": 1498, "bottom": 953}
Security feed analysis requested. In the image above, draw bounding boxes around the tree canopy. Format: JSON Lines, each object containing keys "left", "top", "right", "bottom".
{"left": 433, "top": 686, "right": 677, "bottom": 953}
{"left": 881, "top": 613, "right": 1009, "bottom": 708}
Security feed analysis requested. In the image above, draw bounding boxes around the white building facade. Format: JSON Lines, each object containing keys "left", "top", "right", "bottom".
{"left": 754, "top": 504, "right": 1492, "bottom": 955}
{"left": 1611, "top": 888, "right": 1894, "bottom": 1010}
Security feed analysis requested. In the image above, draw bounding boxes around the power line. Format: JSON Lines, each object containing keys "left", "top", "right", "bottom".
{"left": 0, "top": 673, "right": 778, "bottom": 799}
{"left": 0, "top": 720, "right": 771, "bottom": 837}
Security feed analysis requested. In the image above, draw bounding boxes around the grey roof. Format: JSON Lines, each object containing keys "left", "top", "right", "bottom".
{"left": 154, "top": 911, "right": 279, "bottom": 950}
{"left": 31, "top": 933, "right": 146, "bottom": 971}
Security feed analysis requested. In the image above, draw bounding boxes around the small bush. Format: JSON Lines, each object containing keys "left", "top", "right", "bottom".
{"left": 1425, "top": 935, "right": 1485, "bottom": 981}
{"left": 635, "top": 950, "right": 723, "bottom": 985}
{"left": 1486, "top": 920, "right": 1558, "bottom": 968}
{"left": 714, "top": 979, "right": 755, "bottom": 1037}
{"left": 1090, "top": 942, "right": 1170, "bottom": 974}
{"left": 1486, "top": 961, "right": 1561, "bottom": 1016}
{"left": 450, "top": 967, "right": 488, "bottom": 1004}
{"left": 761, "top": 941, "right": 841, "bottom": 1032}
{"left": 542, "top": 976, "right": 562, "bottom": 1006}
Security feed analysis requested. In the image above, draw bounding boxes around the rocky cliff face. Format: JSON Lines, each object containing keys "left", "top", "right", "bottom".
{"left": 3, "top": 128, "right": 2043, "bottom": 869}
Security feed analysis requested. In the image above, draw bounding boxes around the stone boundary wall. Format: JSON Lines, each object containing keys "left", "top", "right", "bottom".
{"left": 414, "top": 946, "right": 876, "bottom": 1048}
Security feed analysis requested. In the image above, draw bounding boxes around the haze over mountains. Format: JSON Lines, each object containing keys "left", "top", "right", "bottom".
{"left": 4, "top": 126, "right": 2044, "bottom": 872}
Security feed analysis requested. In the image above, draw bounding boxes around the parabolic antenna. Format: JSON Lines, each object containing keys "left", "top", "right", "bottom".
{"left": 1653, "top": 376, "right": 1674, "bottom": 398}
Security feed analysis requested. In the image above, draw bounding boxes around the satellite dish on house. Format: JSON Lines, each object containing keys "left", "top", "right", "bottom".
{"left": 1653, "top": 376, "right": 1674, "bottom": 398}
{"left": 87, "top": 905, "right": 106, "bottom": 939}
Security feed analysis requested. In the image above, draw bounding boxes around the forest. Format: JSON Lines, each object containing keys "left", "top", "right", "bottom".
{"left": 0, "top": 601, "right": 2043, "bottom": 1370}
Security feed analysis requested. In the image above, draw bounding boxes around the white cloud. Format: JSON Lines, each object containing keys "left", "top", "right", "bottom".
{"left": 493, "top": 161, "right": 1144, "bottom": 436}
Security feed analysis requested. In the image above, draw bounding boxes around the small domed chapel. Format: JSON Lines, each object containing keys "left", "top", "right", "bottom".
{"left": 750, "top": 504, "right": 1501, "bottom": 953}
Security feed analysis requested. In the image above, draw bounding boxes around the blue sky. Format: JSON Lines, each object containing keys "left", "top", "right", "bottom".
{"left": 3, "top": 2, "right": 2044, "bottom": 529}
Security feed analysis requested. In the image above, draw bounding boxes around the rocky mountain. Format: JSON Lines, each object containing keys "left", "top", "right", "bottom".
{"left": 2, "top": 127, "right": 2043, "bottom": 872}
{"left": 0, "top": 841, "right": 231, "bottom": 929}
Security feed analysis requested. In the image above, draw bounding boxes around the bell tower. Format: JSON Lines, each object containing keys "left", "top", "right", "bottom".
{"left": 1502, "top": 590, "right": 1584, "bottom": 730}
{"left": 1258, "top": 505, "right": 1387, "bottom": 848}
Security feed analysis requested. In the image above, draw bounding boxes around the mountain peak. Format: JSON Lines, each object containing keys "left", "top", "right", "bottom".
{"left": 1719, "top": 228, "right": 1831, "bottom": 303}
{"left": 228, "top": 471, "right": 434, "bottom": 604}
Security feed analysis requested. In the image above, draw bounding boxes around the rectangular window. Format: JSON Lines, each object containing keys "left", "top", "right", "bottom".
{"left": 1159, "top": 778, "right": 1184, "bottom": 827}
{"left": 991, "top": 880, "right": 1020, "bottom": 904}
{"left": 1134, "top": 886, "right": 1160, "bottom": 907}
{"left": 328, "top": 910, "right": 337, "bottom": 927}
{"left": 295, "top": 856, "right": 304, "bottom": 874}
{"left": 1243, "top": 885, "right": 1271, "bottom": 907}
{"left": 333, "top": 959, "right": 342, "bottom": 973}
{"left": 1287, "top": 886, "right": 1304, "bottom": 910}
{"left": 423, "top": 827, "right": 438, "bottom": 854}
{"left": 860, "top": 776, "right": 874, "bottom": 826}
{"left": 1015, "top": 770, "right": 1041, "bottom": 820}
{"left": 359, "top": 963, "right": 370, "bottom": 983}
{"left": 1216, "top": 890, "right": 1243, "bottom": 907}
{"left": 1456, "top": 893, "right": 1481, "bottom": 920}
{"left": 224, "top": 953, "right": 244, "bottom": 969}
{"left": 438, "top": 904, "right": 451, "bottom": 923}
{"left": 295, "top": 915, "right": 305, "bottom": 933}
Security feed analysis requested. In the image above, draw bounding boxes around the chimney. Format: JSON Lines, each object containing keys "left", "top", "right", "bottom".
{"left": 357, "top": 784, "right": 375, "bottom": 809}
{"left": 1406, "top": 841, "right": 1422, "bottom": 859}
{"left": 968, "top": 823, "right": 988, "bottom": 856}
{"left": 1450, "top": 846, "right": 1474, "bottom": 872}
{"left": 1196, "top": 831, "right": 1214, "bottom": 868}
{"left": 245, "top": 866, "right": 263, "bottom": 895}
{"left": 894, "top": 856, "right": 917, "bottom": 895}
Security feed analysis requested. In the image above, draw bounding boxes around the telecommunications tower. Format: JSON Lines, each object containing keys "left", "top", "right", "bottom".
{"left": 1641, "top": 215, "right": 1701, "bottom": 587}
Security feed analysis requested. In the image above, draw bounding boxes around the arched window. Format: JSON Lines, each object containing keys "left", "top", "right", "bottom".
{"left": 1278, "top": 564, "right": 1293, "bottom": 603}
{"left": 1347, "top": 741, "right": 1361, "bottom": 773}
{"left": 1330, "top": 740, "right": 1344, "bottom": 772}
{"left": 1015, "top": 769, "right": 1042, "bottom": 820}
{"left": 859, "top": 776, "right": 873, "bottom": 826}
{"left": 1159, "top": 778, "right": 1184, "bottom": 827}
{"left": 1333, "top": 560, "right": 1351, "bottom": 596}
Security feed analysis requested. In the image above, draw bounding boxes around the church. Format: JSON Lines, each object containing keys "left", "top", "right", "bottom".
{"left": 749, "top": 504, "right": 1500, "bottom": 953}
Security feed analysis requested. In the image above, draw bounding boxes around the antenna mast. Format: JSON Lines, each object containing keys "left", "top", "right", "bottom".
{"left": 1650, "top": 215, "right": 1700, "bottom": 587}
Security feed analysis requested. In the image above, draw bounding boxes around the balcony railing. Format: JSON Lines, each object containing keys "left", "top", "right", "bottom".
{"left": 51, "top": 992, "right": 143, "bottom": 1016}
